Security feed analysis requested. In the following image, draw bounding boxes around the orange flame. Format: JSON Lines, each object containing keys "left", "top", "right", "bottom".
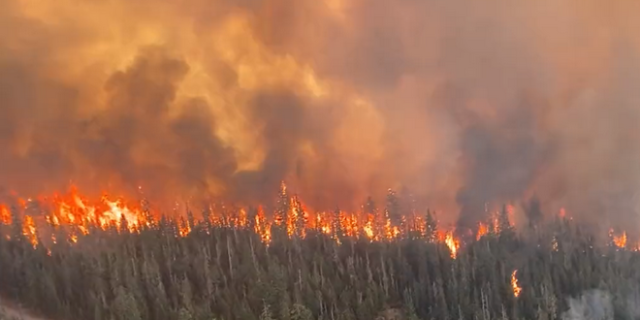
{"left": 0, "top": 205, "right": 10, "bottom": 225}
{"left": 477, "top": 222, "right": 489, "bottom": 240}
{"left": 511, "top": 270, "right": 522, "bottom": 297}
{"left": 610, "top": 229, "right": 627, "bottom": 248}
{"left": 437, "top": 230, "right": 460, "bottom": 259}
{"left": 445, "top": 232, "right": 459, "bottom": 259}
{"left": 0, "top": 185, "right": 536, "bottom": 255}
{"left": 254, "top": 206, "right": 271, "bottom": 244}
{"left": 23, "top": 215, "right": 38, "bottom": 248}
{"left": 363, "top": 218, "right": 374, "bottom": 239}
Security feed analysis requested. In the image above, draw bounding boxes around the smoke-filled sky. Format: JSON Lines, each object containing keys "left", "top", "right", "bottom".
{"left": 1, "top": 0, "right": 640, "bottom": 228}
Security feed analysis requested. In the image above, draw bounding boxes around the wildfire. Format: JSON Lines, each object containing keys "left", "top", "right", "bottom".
{"left": 511, "top": 270, "right": 522, "bottom": 297}
{"left": 438, "top": 230, "right": 460, "bottom": 259}
{"left": 445, "top": 232, "right": 459, "bottom": 258}
{"left": 41, "top": 187, "right": 149, "bottom": 234}
{"left": 254, "top": 206, "right": 271, "bottom": 244}
{"left": 475, "top": 206, "right": 514, "bottom": 240}
{"left": 0, "top": 205, "right": 10, "bottom": 225}
{"left": 0, "top": 187, "right": 154, "bottom": 247}
{"left": 314, "top": 212, "right": 332, "bottom": 235}
{"left": 23, "top": 215, "right": 38, "bottom": 248}
{"left": 476, "top": 222, "right": 489, "bottom": 240}
{"left": 610, "top": 229, "right": 628, "bottom": 248}
{"left": 341, "top": 212, "right": 359, "bottom": 238}
{"left": 178, "top": 220, "right": 192, "bottom": 237}
{"left": 363, "top": 219, "right": 374, "bottom": 239}
{"left": 0, "top": 184, "right": 515, "bottom": 258}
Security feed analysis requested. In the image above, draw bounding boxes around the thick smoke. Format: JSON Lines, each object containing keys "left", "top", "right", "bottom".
{"left": 1, "top": 0, "right": 640, "bottom": 228}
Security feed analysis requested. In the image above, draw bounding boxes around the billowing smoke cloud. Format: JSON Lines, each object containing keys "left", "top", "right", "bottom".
{"left": 1, "top": 0, "right": 640, "bottom": 229}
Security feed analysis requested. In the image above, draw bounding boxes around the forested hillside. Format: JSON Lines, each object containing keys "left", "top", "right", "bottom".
{"left": 0, "top": 204, "right": 639, "bottom": 320}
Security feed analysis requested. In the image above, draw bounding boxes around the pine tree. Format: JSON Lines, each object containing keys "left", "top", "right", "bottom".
{"left": 425, "top": 210, "right": 438, "bottom": 242}
{"left": 364, "top": 196, "right": 376, "bottom": 216}
{"left": 260, "top": 303, "right": 276, "bottom": 320}
{"left": 112, "top": 286, "right": 142, "bottom": 320}
{"left": 403, "top": 289, "right": 421, "bottom": 320}
{"left": 332, "top": 207, "right": 343, "bottom": 240}
{"left": 290, "top": 304, "right": 314, "bottom": 320}
{"left": 292, "top": 196, "right": 306, "bottom": 238}
{"left": 525, "top": 196, "right": 542, "bottom": 230}
{"left": 275, "top": 181, "right": 289, "bottom": 227}
{"left": 498, "top": 205, "right": 515, "bottom": 238}
{"left": 386, "top": 189, "right": 402, "bottom": 228}
{"left": 177, "top": 307, "right": 194, "bottom": 320}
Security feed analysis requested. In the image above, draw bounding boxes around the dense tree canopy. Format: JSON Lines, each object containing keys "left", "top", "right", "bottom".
{"left": 0, "top": 204, "right": 637, "bottom": 320}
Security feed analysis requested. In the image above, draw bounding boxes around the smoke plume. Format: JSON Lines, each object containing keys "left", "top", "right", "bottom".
{"left": 1, "top": 0, "right": 640, "bottom": 228}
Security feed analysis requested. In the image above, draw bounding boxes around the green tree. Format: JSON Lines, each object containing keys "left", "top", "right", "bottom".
{"left": 290, "top": 304, "right": 314, "bottom": 320}
{"left": 112, "top": 286, "right": 142, "bottom": 320}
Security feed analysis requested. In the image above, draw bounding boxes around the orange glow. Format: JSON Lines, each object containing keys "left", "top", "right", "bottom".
{"left": 236, "top": 208, "right": 248, "bottom": 228}
{"left": 69, "top": 233, "right": 79, "bottom": 244}
{"left": 610, "top": 229, "right": 627, "bottom": 248}
{"left": 477, "top": 222, "right": 488, "bottom": 240}
{"left": 0, "top": 205, "right": 10, "bottom": 225}
{"left": 313, "top": 212, "right": 333, "bottom": 235}
{"left": 43, "top": 187, "right": 148, "bottom": 235}
{"left": 178, "top": 220, "right": 192, "bottom": 237}
{"left": 559, "top": 207, "right": 566, "bottom": 219}
{"left": 254, "top": 206, "right": 271, "bottom": 244}
{"left": 0, "top": 185, "right": 587, "bottom": 258}
{"left": 23, "top": 215, "right": 38, "bottom": 248}
{"left": 506, "top": 204, "right": 515, "bottom": 223}
{"left": 476, "top": 206, "right": 515, "bottom": 240}
{"left": 445, "top": 232, "right": 459, "bottom": 259}
{"left": 363, "top": 218, "right": 374, "bottom": 239}
{"left": 340, "top": 212, "right": 359, "bottom": 238}
{"left": 511, "top": 270, "right": 522, "bottom": 297}
{"left": 411, "top": 215, "right": 426, "bottom": 237}
{"left": 437, "top": 230, "right": 460, "bottom": 259}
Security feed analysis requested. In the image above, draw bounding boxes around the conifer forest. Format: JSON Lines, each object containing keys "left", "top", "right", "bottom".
{"left": 1, "top": 190, "right": 639, "bottom": 320}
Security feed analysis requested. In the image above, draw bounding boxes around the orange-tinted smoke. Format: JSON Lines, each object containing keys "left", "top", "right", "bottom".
{"left": 1, "top": 0, "right": 640, "bottom": 230}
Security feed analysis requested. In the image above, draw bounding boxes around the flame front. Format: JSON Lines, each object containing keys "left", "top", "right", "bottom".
{"left": 0, "top": 183, "right": 567, "bottom": 263}
{"left": 44, "top": 187, "right": 148, "bottom": 234}
{"left": 0, "top": 185, "right": 472, "bottom": 254}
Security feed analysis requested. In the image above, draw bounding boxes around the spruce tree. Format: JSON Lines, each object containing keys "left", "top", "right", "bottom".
{"left": 425, "top": 210, "right": 438, "bottom": 242}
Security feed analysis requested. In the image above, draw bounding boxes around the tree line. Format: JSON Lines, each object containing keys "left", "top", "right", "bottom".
{"left": 0, "top": 196, "right": 638, "bottom": 320}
